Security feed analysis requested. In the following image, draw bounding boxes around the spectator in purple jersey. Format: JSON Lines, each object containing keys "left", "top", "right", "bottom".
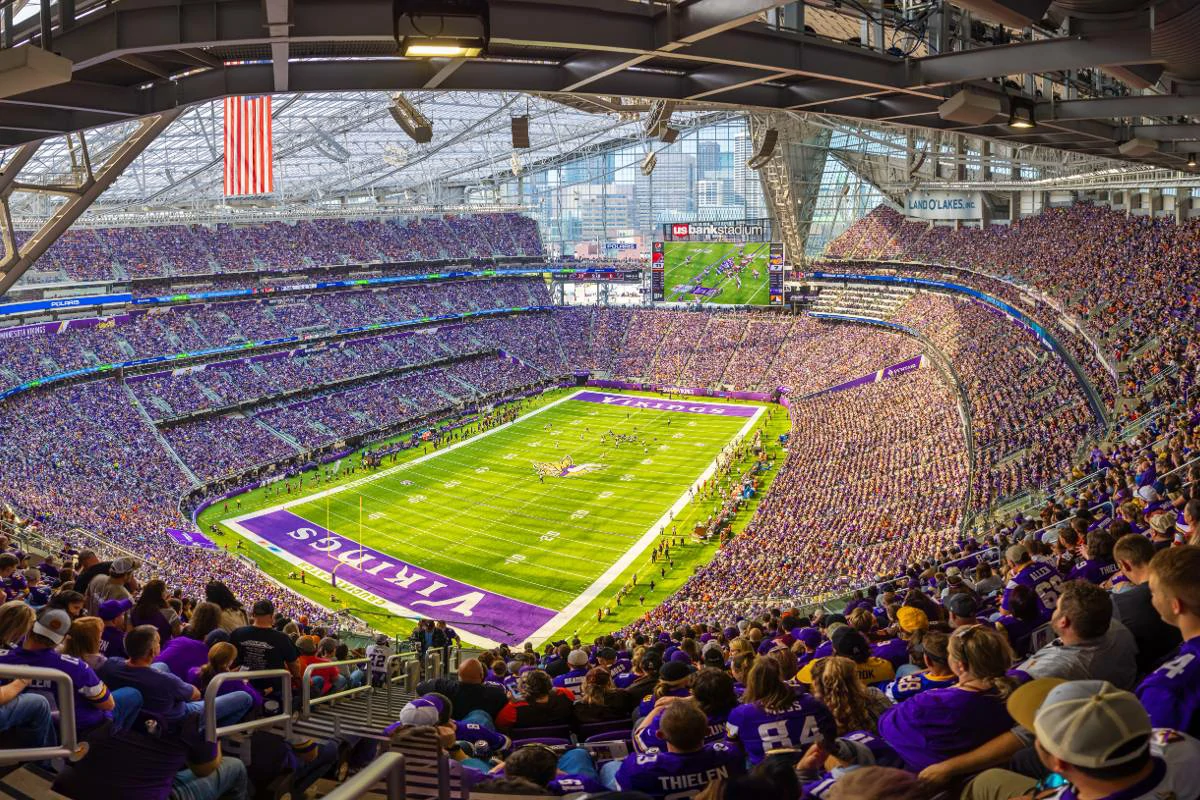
{"left": 1137, "top": 546, "right": 1200, "bottom": 736}
{"left": 1112, "top": 535, "right": 1181, "bottom": 675}
{"left": 551, "top": 649, "right": 590, "bottom": 694}
{"left": 97, "top": 598, "right": 131, "bottom": 659}
{"left": 634, "top": 667, "right": 738, "bottom": 753}
{"left": 636, "top": 660, "right": 694, "bottom": 718}
{"left": 885, "top": 631, "right": 956, "bottom": 702}
{"left": 960, "top": 679, "right": 1200, "bottom": 800}
{"left": 1067, "top": 531, "right": 1119, "bottom": 587}
{"left": 726, "top": 657, "right": 837, "bottom": 765}
{"left": 878, "top": 625, "right": 1018, "bottom": 772}
{"left": 385, "top": 693, "right": 511, "bottom": 762}
{"left": 605, "top": 701, "right": 745, "bottom": 798}
{"left": 1002, "top": 545, "right": 1061, "bottom": 619}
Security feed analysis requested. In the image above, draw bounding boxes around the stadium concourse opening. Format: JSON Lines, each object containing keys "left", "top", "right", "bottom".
{"left": 4, "top": 0, "right": 1200, "bottom": 796}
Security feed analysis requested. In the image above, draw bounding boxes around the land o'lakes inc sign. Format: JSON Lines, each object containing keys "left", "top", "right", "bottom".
{"left": 904, "top": 190, "right": 984, "bottom": 221}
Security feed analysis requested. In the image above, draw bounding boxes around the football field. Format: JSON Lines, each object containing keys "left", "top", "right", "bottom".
{"left": 663, "top": 241, "right": 770, "bottom": 305}
{"left": 221, "top": 390, "right": 764, "bottom": 647}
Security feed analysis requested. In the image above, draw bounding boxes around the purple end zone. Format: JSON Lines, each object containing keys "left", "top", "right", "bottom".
{"left": 571, "top": 390, "right": 760, "bottom": 417}
{"left": 165, "top": 528, "right": 218, "bottom": 550}
{"left": 238, "top": 509, "right": 556, "bottom": 644}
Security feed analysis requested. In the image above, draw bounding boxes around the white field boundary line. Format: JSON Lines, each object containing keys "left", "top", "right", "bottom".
{"left": 225, "top": 388, "right": 766, "bottom": 647}
{"left": 524, "top": 401, "right": 766, "bottom": 645}
{"left": 222, "top": 517, "right": 506, "bottom": 650}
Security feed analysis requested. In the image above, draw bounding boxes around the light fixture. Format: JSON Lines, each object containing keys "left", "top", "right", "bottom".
{"left": 1189, "top": 154, "right": 1197, "bottom": 168}
{"left": 388, "top": 93, "right": 433, "bottom": 144}
{"left": 1007, "top": 97, "right": 1036, "bottom": 129}
{"left": 397, "top": 0, "right": 488, "bottom": 58}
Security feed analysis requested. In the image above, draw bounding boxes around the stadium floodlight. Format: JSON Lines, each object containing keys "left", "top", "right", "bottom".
{"left": 1189, "top": 154, "right": 1198, "bottom": 168}
{"left": 396, "top": 0, "right": 488, "bottom": 58}
{"left": 510, "top": 151, "right": 523, "bottom": 176}
{"left": 640, "top": 151, "right": 657, "bottom": 176}
{"left": 388, "top": 93, "right": 433, "bottom": 144}
{"left": 644, "top": 100, "right": 675, "bottom": 137}
{"left": 1007, "top": 97, "right": 1036, "bottom": 129}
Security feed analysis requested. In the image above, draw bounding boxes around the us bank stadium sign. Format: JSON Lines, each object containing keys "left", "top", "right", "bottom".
{"left": 905, "top": 191, "right": 984, "bottom": 221}
{"left": 664, "top": 219, "right": 770, "bottom": 241}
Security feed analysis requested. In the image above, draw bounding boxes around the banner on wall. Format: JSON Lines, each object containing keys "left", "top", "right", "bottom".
{"left": 904, "top": 191, "right": 984, "bottom": 220}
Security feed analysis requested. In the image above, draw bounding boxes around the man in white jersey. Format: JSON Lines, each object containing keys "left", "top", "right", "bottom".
{"left": 962, "top": 679, "right": 1200, "bottom": 800}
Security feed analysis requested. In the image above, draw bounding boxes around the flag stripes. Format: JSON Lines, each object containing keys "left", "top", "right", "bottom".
{"left": 223, "top": 95, "right": 274, "bottom": 196}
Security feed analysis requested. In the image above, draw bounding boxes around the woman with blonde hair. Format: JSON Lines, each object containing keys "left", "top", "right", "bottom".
{"left": 191, "top": 641, "right": 264, "bottom": 711}
{"left": 61, "top": 616, "right": 106, "bottom": 669}
{"left": 809, "top": 655, "right": 892, "bottom": 735}
{"left": 0, "top": 600, "right": 34, "bottom": 648}
{"left": 877, "top": 624, "right": 1018, "bottom": 772}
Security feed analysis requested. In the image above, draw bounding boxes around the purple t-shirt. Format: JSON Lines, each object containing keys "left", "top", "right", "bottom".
{"left": 99, "top": 625, "right": 127, "bottom": 659}
{"left": 878, "top": 685, "right": 1014, "bottom": 771}
{"left": 0, "top": 646, "right": 111, "bottom": 733}
{"left": 1003, "top": 563, "right": 1062, "bottom": 617}
{"left": 1137, "top": 637, "right": 1200, "bottom": 738}
{"left": 154, "top": 636, "right": 209, "bottom": 681}
{"left": 635, "top": 709, "right": 729, "bottom": 753}
{"left": 613, "top": 742, "right": 745, "bottom": 799}
{"left": 103, "top": 661, "right": 196, "bottom": 721}
{"left": 638, "top": 687, "right": 690, "bottom": 717}
{"left": 52, "top": 712, "right": 218, "bottom": 800}
{"left": 871, "top": 638, "right": 909, "bottom": 669}
{"left": 726, "top": 691, "right": 838, "bottom": 764}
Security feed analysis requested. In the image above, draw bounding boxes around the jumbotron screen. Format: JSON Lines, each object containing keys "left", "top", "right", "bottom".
{"left": 653, "top": 240, "right": 777, "bottom": 304}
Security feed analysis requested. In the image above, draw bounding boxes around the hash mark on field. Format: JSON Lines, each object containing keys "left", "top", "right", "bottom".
{"left": 687, "top": 421, "right": 696, "bottom": 427}
{"left": 598, "top": 491, "right": 614, "bottom": 499}
{"left": 570, "top": 509, "right": 589, "bottom": 520}
{"left": 407, "top": 494, "right": 427, "bottom": 504}
{"left": 399, "top": 479, "right": 414, "bottom": 486}
{"left": 502, "top": 453, "right": 517, "bottom": 460}
{"left": 569, "top": 419, "right": 581, "bottom": 425}
{"left": 443, "top": 480, "right": 461, "bottom": 489}
{"left": 540, "top": 531, "right": 560, "bottom": 542}
{"left": 641, "top": 458, "right": 653, "bottom": 465}
{"left": 475, "top": 467, "right": 489, "bottom": 474}
{"left": 505, "top": 553, "right": 527, "bottom": 565}
{"left": 658, "top": 445, "right": 670, "bottom": 451}
{"left": 620, "top": 474, "right": 636, "bottom": 482}
{"left": 528, "top": 441, "right": 543, "bottom": 447}
{"left": 672, "top": 432, "right": 685, "bottom": 439}
{"left": 368, "top": 512, "right": 385, "bottom": 521}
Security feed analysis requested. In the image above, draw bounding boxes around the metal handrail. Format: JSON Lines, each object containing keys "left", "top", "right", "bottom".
{"left": 319, "top": 752, "right": 406, "bottom": 800}
{"left": 300, "top": 657, "right": 372, "bottom": 720}
{"left": 203, "top": 669, "right": 292, "bottom": 743}
{"left": 0, "top": 665, "right": 83, "bottom": 765}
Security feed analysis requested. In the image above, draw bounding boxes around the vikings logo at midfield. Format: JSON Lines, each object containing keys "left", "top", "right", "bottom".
{"left": 533, "top": 455, "right": 605, "bottom": 478}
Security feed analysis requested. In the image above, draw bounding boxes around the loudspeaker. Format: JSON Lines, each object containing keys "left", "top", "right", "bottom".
{"left": 659, "top": 126, "right": 680, "bottom": 144}
{"left": 1118, "top": 138, "right": 1158, "bottom": 158}
{"left": 937, "top": 89, "right": 1001, "bottom": 125}
{"left": 511, "top": 116, "right": 530, "bottom": 149}
{"left": 746, "top": 128, "right": 778, "bottom": 169}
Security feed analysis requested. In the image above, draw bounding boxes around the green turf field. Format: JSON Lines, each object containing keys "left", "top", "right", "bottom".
{"left": 210, "top": 389, "right": 773, "bottom": 646}
{"left": 663, "top": 241, "right": 770, "bottom": 305}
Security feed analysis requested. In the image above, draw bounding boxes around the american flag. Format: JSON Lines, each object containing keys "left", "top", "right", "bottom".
{"left": 223, "top": 95, "right": 274, "bottom": 196}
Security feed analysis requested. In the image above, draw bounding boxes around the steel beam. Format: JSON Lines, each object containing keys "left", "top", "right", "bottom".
{"left": 262, "top": 0, "right": 291, "bottom": 92}
{"left": 1050, "top": 95, "right": 1200, "bottom": 121}
{"left": 0, "top": 108, "right": 182, "bottom": 296}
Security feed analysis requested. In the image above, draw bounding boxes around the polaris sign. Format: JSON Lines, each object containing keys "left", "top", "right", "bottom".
{"left": 665, "top": 219, "right": 769, "bottom": 241}
{"left": 905, "top": 191, "right": 984, "bottom": 221}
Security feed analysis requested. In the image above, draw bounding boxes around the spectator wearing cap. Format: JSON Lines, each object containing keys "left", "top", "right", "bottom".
{"left": 97, "top": 598, "right": 132, "bottom": 659}
{"left": 1112, "top": 535, "right": 1182, "bottom": 675}
{"left": 1002, "top": 544, "right": 1060, "bottom": 620}
{"left": 495, "top": 669, "right": 575, "bottom": 731}
{"left": 1016, "top": 581, "right": 1138, "bottom": 689}
{"left": 594, "top": 646, "right": 620, "bottom": 673}
{"left": 889, "top": 607, "right": 930, "bottom": 677}
{"left": 1149, "top": 512, "right": 1178, "bottom": 552}
{"left": 620, "top": 648, "right": 663, "bottom": 698}
{"left": 0, "top": 607, "right": 137, "bottom": 737}
{"left": 945, "top": 594, "right": 987, "bottom": 629}
{"left": 230, "top": 599, "right": 301, "bottom": 695}
{"left": 634, "top": 666, "right": 738, "bottom": 753}
{"left": 798, "top": 628, "right": 896, "bottom": 687}
{"left": 636, "top": 660, "right": 694, "bottom": 719}
{"left": 385, "top": 692, "right": 511, "bottom": 765}
{"left": 552, "top": 649, "right": 591, "bottom": 694}
{"left": 962, "top": 679, "right": 1200, "bottom": 800}
{"left": 1137, "top": 545, "right": 1200, "bottom": 737}
{"left": 84, "top": 556, "right": 139, "bottom": 616}
{"left": 940, "top": 567, "right": 975, "bottom": 599}
{"left": 416, "top": 658, "right": 508, "bottom": 725}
